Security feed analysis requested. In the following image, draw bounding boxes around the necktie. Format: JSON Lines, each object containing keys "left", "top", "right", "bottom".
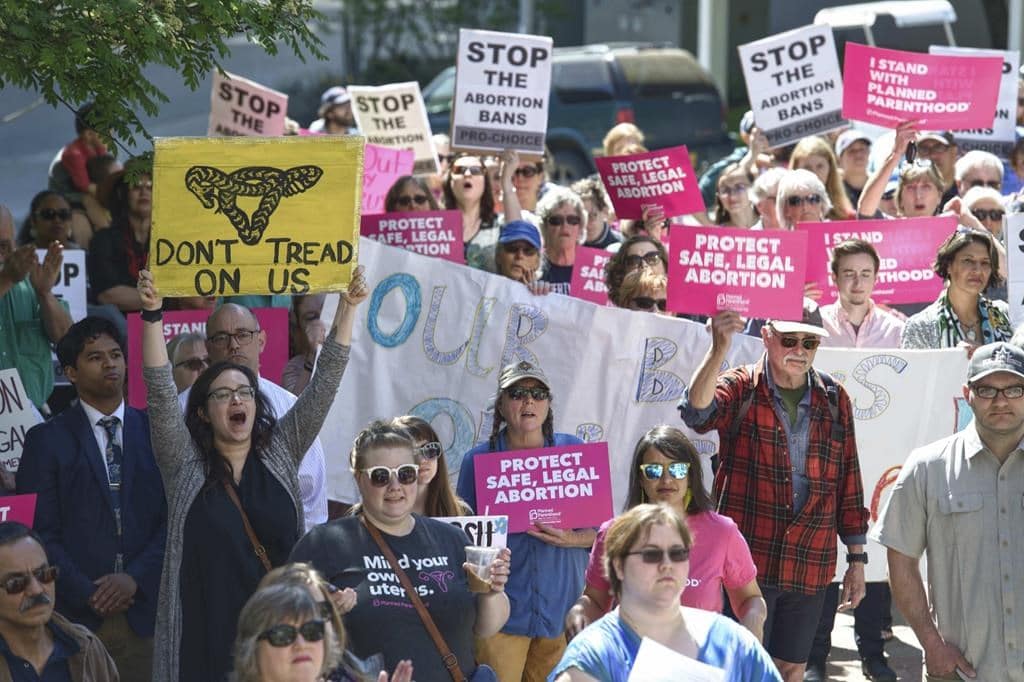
{"left": 98, "top": 416, "right": 124, "bottom": 573}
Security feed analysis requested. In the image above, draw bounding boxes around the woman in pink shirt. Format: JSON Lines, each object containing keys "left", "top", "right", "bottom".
{"left": 565, "top": 426, "right": 767, "bottom": 641}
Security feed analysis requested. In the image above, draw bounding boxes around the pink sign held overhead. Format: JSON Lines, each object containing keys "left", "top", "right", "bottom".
{"left": 798, "top": 216, "right": 955, "bottom": 305}
{"left": 667, "top": 226, "right": 808, "bottom": 319}
{"left": 473, "top": 442, "right": 613, "bottom": 534}
{"left": 595, "top": 145, "right": 704, "bottom": 220}
{"left": 569, "top": 246, "right": 612, "bottom": 306}
{"left": 126, "top": 308, "right": 289, "bottom": 409}
{"left": 361, "top": 144, "right": 415, "bottom": 215}
{"left": 842, "top": 43, "right": 1003, "bottom": 129}
{"left": 361, "top": 210, "right": 464, "bottom": 263}
{"left": 0, "top": 494, "right": 36, "bottom": 527}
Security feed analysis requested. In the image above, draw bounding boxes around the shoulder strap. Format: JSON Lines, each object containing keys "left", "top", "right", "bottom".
{"left": 727, "top": 363, "right": 760, "bottom": 440}
{"left": 815, "top": 370, "right": 843, "bottom": 441}
{"left": 363, "top": 518, "right": 465, "bottom": 682}
{"left": 222, "top": 481, "right": 272, "bottom": 573}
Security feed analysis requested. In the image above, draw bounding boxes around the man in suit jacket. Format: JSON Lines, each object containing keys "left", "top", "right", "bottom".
{"left": 17, "top": 316, "right": 166, "bottom": 681}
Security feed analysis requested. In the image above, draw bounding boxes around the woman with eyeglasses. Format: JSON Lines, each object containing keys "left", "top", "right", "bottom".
{"left": 901, "top": 229, "right": 1011, "bottom": 350}
{"left": 536, "top": 186, "right": 589, "bottom": 295}
{"left": 551, "top": 504, "right": 780, "bottom": 682}
{"left": 290, "top": 420, "right": 511, "bottom": 681}
{"left": 390, "top": 415, "right": 472, "bottom": 517}
{"left": 713, "top": 164, "right": 758, "bottom": 228}
{"left": 790, "top": 136, "right": 856, "bottom": 221}
{"left": 565, "top": 427, "right": 765, "bottom": 643}
{"left": 457, "top": 360, "right": 595, "bottom": 681}
{"left": 604, "top": 235, "right": 668, "bottom": 305}
{"left": 17, "top": 190, "right": 79, "bottom": 250}
{"left": 138, "top": 266, "right": 368, "bottom": 682}
{"left": 384, "top": 176, "right": 441, "bottom": 214}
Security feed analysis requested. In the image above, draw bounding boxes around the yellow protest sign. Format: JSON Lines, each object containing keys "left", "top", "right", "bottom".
{"left": 150, "top": 135, "right": 364, "bottom": 296}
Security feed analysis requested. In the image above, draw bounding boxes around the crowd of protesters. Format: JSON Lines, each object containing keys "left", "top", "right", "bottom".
{"left": 5, "top": 55, "right": 1024, "bottom": 682}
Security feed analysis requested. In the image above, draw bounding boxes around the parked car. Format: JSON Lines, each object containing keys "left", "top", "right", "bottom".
{"left": 422, "top": 43, "right": 734, "bottom": 184}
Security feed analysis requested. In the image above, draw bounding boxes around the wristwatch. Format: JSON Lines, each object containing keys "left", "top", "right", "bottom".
{"left": 846, "top": 552, "right": 869, "bottom": 564}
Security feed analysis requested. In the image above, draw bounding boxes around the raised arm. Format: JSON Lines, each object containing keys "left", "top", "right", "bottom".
{"left": 858, "top": 120, "right": 917, "bottom": 217}
{"left": 687, "top": 310, "right": 744, "bottom": 410}
{"left": 500, "top": 150, "right": 523, "bottom": 223}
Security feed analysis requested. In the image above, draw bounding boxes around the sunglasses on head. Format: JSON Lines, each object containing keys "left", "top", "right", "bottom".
{"left": 785, "top": 194, "right": 822, "bottom": 208}
{"left": 395, "top": 194, "right": 429, "bottom": 208}
{"left": 514, "top": 165, "right": 544, "bottom": 178}
{"left": 625, "top": 546, "right": 690, "bottom": 564}
{"left": 624, "top": 252, "right": 662, "bottom": 270}
{"left": 361, "top": 464, "right": 419, "bottom": 487}
{"left": 35, "top": 208, "right": 71, "bottom": 221}
{"left": 454, "top": 165, "right": 484, "bottom": 177}
{"left": 971, "top": 208, "right": 1005, "bottom": 222}
{"left": 505, "top": 386, "right": 551, "bottom": 401}
{"left": 639, "top": 462, "right": 689, "bottom": 481}
{"left": 174, "top": 357, "right": 209, "bottom": 372}
{"left": 546, "top": 215, "right": 581, "bottom": 227}
{"left": 258, "top": 620, "right": 326, "bottom": 647}
{"left": 1, "top": 565, "right": 59, "bottom": 595}
{"left": 416, "top": 442, "right": 443, "bottom": 460}
{"left": 631, "top": 297, "right": 667, "bottom": 312}
{"left": 778, "top": 335, "right": 821, "bottom": 350}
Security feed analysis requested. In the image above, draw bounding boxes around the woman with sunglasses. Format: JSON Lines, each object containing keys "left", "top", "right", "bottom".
{"left": 789, "top": 136, "right": 856, "bottom": 221}
{"left": 391, "top": 415, "right": 472, "bottom": 517}
{"left": 17, "top": 190, "right": 80, "bottom": 250}
{"left": 511, "top": 158, "right": 547, "bottom": 214}
{"left": 961, "top": 186, "right": 1006, "bottom": 241}
{"left": 775, "top": 170, "right": 830, "bottom": 231}
{"left": 536, "top": 186, "right": 589, "bottom": 295}
{"left": 138, "top": 266, "right": 368, "bottom": 682}
{"left": 443, "top": 154, "right": 505, "bottom": 272}
{"left": 565, "top": 427, "right": 765, "bottom": 642}
{"left": 384, "top": 176, "right": 441, "bottom": 213}
{"left": 290, "top": 420, "right": 511, "bottom": 681}
{"left": 612, "top": 269, "right": 672, "bottom": 316}
{"left": 457, "top": 360, "right": 595, "bottom": 681}
{"left": 901, "top": 229, "right": 1011, "bottom": 350}
{"left": 713, "top": 164, "right": 758, "bottom": 228}
{"left": 551, "top": 504, "right": 780, "bottom": 682}
{"left": 604, "top": 236, "right": 668, "bottom": 305}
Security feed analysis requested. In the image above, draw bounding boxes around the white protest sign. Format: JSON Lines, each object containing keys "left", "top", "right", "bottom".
{"left": 452, "top": 28, "right": 553, "bottom": 155}
{"left": 738, "top": 24, "right": 845, "bottom": 148}
{"left": 0, "top": 370, "right": 42, "bottom": 474}
{"left": 319, "top": 240, "right": 968, "bottom": 577}
{"left": 1007, "top": 213, "right": 1024, "bottom": 328}
{"left": 628, "top": 634, "right": 726, "bottom": 682}
{"left": 37, "top": 249, "right": 86, "bottom": 322}
{"left": 929, "top": 46, "right": 1019, "bottom": 158}
{"left": 349, "top": 83, "right": 439, "bottom": 175}
{"left": 208, "top": 71, "right": 288, "bottom": 137}
{"left": 438, "top": 515, "right": 508, "bottom": 548}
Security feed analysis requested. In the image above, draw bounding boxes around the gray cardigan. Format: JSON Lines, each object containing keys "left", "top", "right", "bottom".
{"left": 143, "top": 338, "right": 350, "bottom": 682}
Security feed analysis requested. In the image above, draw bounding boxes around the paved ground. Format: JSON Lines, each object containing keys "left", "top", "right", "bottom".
{"left": 826, "top": 608, "right": 923, "bottom": 681}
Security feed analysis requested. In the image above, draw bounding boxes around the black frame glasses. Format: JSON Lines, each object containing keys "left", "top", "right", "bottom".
{"left": 395, "top": 194, "right": 429, "bottom": 208}
{"left": 545, "top": 215, "right": 582, "bottom": 227}
{"left": 639, "top": 462, "right": 690, "bottom": 481}
{"left": 505, "top": 386, "right": 551, "bottom": 401}
{"left": 631, "top": 297, "right": 667, "bottom": 312}
{"left": 625, "top": 547, "right": 690, "bottom": 564}
{"left": 207, "top": 329, "right": 260, "bottom": 348}
{"left": 1, "top": 565, "right": 59, "bottom": 594}
{"left": 207, "top": 386, "right": 256, "bottom": 403}
{"left": 785, "top": 194, "right": 822, "bottom": 208}
{"left": 971, "top": 384, "right": 1024, "bottom": 400}
{"left": 174, "top": 357, "right": 209, "bottom": 372}
{"left": 361, "top": 464, "right": 420, "bottom": 487}
{"left": 624, "top": 252, "right": 663, "bottom": 270}
{"left": 35, "top": 208, "right": 72, "bottom": 221}
{"left": 258, "top": 620, "right": 326, "bottom": 647}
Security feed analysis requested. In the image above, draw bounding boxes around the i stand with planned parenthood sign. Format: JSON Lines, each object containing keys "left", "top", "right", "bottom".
{"left": 738, "top": 24, "right": 846, "bottom": 148}
{"left": 451, "top": 28, "right": 553, "bottom": 157}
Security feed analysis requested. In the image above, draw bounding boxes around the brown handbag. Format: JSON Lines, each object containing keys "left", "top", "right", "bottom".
{"left": 223, "top": 481, "right": 272, "bottom": 572}
{"left": 363, "top": 518, "right": 465, "bottom": 682}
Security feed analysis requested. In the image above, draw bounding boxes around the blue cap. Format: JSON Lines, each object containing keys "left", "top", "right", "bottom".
{"left": 498, "top": 220, "right": 541, "bottom": 250}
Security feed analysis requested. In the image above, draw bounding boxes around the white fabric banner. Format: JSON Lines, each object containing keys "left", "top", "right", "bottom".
{"left": 321, "top": 239, "right": 970, "bottom": 581}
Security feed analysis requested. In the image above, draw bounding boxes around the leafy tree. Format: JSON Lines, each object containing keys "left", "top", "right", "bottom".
{"left": 0, "top": 0, "right": 324, "bottom": 146}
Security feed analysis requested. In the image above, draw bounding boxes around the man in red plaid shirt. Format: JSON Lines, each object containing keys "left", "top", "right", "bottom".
{"left": 680, "top": 311, "right": 869, "bottom": 682}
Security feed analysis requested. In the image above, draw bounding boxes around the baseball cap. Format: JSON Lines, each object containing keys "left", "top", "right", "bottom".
{"left": 881, "top": 179, "right": 899, "bottom": 200}
{"left": 768, "top": 319, "right": 830, "bottom": 338}
{"left": 917, "top": 131, "right": 955, "bottom": 147}
{"left": 498, "top": 360, "right": 550, "bottom": 390}
{"left": 835, "top": 130, "right": 871, "bottom": 158}
{"left": 967, "top": 342, "right": 1024, "bottom": 383}
{"left": 320, "top": 86, "right": 351, "bottom": 107}
{"left": 498, "top": 221, "right": 542, "bottom": 250}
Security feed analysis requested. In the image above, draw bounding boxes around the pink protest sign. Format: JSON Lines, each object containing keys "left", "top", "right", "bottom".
{"left": 361, "top": 210, "right": 464, "bottom": 263}
{"left": 0, "top": 494, "right": 36, "bottom": 527}
{"left": 126, "top": 308, "right": 289, "bottom": 409}
{"left": 595, "top": 146, "right": 704, "bottom": 220}
{"left": 569, "top": 246, "right": 612, "bottom": 305}
{"left": 473, "top": 442, "right": 613, "bottom": 533}
{"left": 362, "top": 144, "right": 415, "bottom": 215}
{"left": 842, "top": 43, "right": 1002, "bottom": 129}
{"left": 667, "top": 226, "right": 808, "bottom": 319}
{"left": 798, "top": 216, "right": 955, "bottom": 305}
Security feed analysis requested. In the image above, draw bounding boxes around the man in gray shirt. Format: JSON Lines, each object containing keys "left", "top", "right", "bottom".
{"left": 873, "top": 341, "right": 1024, "bottom": 681}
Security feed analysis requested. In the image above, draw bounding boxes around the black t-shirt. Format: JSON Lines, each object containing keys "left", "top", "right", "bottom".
{"left": 540, "top": 261, "right": 573, "bottom": 295}
{"left": 290, "top": 516, "right": 478, "bottom": 680}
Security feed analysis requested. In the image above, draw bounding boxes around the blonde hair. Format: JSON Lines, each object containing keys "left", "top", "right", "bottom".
{"left": 790, "top": 136, "right": 853, "bottom": 219}
{"left": 614, "top": 268, "right": 667, "bottom": 308}
{"left": 603, "top": 123, "right": 646, "bottom": 157}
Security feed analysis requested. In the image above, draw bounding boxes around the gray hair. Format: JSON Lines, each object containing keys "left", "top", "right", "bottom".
{"left": 775, "top": 169, "right": 832, "bottom": 228}
{"left": 955, "top": 150, "right": 1003, "bottom": 183}
{"left": 232, "top": 583, "right": 341, "bottom": 682}
{"left": 962, "top": 185, "right": 1005, "bottom": 209}
{"left": 749, "top": 167, "right": 787, "bottom": 203}
{"left": 536, "top": 186, "right": 589, "bottom": 245}
{"left": 166, "top": 332, "right": 205, "bottom": 363}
